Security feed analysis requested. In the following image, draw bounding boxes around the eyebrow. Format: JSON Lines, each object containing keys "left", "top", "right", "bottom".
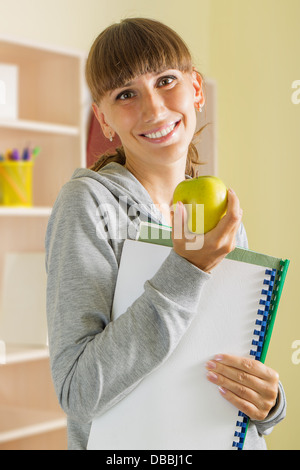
{"left": 109, "top": 70, "right": 170, "bottom": 96}
{"left": 109, "top": 81, "right": 133, "bottom": 97}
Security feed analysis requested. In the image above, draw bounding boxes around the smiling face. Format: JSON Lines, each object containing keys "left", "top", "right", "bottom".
{"left": 93, "top": 69, "right": 204, "bottom": 170}
{"left": 86, "top": 18, "right": 206, "bottom": 176}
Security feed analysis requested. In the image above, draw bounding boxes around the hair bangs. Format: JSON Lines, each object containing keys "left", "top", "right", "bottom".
{"left": 86, "top": 18, "right": 193, "bottom": 103}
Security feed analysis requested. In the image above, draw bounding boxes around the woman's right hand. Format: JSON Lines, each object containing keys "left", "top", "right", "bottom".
{"left": 171, "top": 188, "right": 243, "bottom": 273}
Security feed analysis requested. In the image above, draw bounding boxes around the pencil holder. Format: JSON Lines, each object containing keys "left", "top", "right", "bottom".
{"left": 0, "top": 161, "right": 33, "bottom": 207}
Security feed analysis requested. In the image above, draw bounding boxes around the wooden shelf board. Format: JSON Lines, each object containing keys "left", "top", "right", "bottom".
{"left": 0, "top": 206, "right": 52, "bottom": 217}
{"left": 0, "top": 405, "right": 66, "bottom": 444}
{"left": 0, "top": 119, "right": 79, "bottom": 136}
{"left": 0, "top": 34, "right": 86, "bottom": 59}
{"left": 0, "top": 344, "right": 49, "bottom": 365}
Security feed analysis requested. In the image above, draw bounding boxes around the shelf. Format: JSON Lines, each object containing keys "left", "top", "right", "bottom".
{"left": 0, "top": 35, "right": 85, "bottom": 450}
{"left": 0, "top": 34, "right": 86, "bottom": 61}
{"left": 0, "top": 344, "right": 49, "bottom": 365}
{"left": 0, "top": 206, "right": 52, "bottom": 217}
{"left": 0, "top": 119, "right": 80, "bottom": 136}
{"left": 0, "top": 405, "right": 66, "bottom": 444}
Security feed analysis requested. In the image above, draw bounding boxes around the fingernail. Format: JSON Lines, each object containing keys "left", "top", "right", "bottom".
{"left": 214, "top": 354, "right": 223, "bottom": 361}
{"left": 219, "top": 386, "right": 227, "bottom": 395}
{"left": 206, "top": 360, "right": 216, "bottom": 369}
{"left": 206, "top": 371, "right": 218, "bottom": 382}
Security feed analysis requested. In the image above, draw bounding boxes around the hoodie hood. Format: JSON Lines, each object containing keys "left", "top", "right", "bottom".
{"left": 71, "top": 162, "right": 166, "bottom": 226}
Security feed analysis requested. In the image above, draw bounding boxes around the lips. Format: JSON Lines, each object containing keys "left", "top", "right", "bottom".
{"left": 140, "top": 120, "right": 181, "bottom": 140}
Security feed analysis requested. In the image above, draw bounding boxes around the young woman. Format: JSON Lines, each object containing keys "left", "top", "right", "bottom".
{"left": 45, "top": 18, "right": 286, "bottom": 450}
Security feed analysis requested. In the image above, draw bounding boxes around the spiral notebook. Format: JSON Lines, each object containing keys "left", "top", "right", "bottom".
{"left": 87, "top": 223, "right": 289, "bottom": 451}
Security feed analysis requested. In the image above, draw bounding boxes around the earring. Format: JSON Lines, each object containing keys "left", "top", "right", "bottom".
{"left": 109, "top": 133, "right": 113, "bottom": 142}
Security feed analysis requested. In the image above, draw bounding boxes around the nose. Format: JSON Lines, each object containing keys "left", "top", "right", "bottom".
{"left": 141, "top": 89, "right": 166, "bottom": 123}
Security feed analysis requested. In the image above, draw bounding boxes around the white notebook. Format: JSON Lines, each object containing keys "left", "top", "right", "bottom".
{"left": 88, "top": 237, "right": 288, "bottom": 450}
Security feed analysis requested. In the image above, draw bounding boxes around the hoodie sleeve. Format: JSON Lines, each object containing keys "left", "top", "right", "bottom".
{"left": 45, "top": 179, "right": 210, "bottom": 423}
{"left": 253, "top": 381, "right": 287, "bottom": 435}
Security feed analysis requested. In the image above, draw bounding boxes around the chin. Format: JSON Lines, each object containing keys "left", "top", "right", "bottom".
{"left": 160, "top": 142, "right": 190, "bottom": 161}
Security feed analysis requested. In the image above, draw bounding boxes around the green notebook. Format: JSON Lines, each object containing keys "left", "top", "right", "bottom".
{"left": 138, "top": 221, "right": 289, "bottom": 449}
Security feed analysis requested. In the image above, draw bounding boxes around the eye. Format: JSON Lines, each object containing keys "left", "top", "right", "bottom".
{"left": 157, "top": 75, "right": 177, "bottom": 87}
{"left": 116, "top": 90, "right": 135, "bottom": 101}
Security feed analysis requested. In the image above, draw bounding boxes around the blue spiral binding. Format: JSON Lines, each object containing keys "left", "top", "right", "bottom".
{"left": 232, "top": 267, "right": 277, "bottom": 450}
{"left": 251, "top": 268, "right": 276, "bottom": 361}
{"left": 232, "top": 411, "right": 248, "bottom": 449}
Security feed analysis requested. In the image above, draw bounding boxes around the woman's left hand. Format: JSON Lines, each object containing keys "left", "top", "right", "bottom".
{"left": 206, "top": 354, "right": 279, "bottom": 421}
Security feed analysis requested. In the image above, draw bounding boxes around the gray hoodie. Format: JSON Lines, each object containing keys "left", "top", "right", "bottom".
{"left": 45, "top": 163, "right": 286, "bottom": 450}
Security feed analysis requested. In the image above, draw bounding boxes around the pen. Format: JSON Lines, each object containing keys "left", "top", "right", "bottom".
{"left": 11, "top": 149, "right": 20, "bottom": 161}
{"left": 31, "top": 146, "right": 41, "bottom": 161}
{"left": 4, "top": 149, "right": 12, "bottom": 160}
{"left": 22, "top": 148, "right": 30, "bottom": 160}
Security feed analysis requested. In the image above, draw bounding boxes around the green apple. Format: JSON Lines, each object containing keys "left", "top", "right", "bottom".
{"left": 173, "top": 176, "right": 228, "bottom": 234}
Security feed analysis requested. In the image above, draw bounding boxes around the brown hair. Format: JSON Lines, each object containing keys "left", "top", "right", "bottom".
{"left": 85, "top": 18, "right": 206, "bottom": 177}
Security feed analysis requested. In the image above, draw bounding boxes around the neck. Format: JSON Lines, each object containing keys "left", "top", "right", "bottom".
{"left": 125, "top": 157, "right": 186, "bottom": 226}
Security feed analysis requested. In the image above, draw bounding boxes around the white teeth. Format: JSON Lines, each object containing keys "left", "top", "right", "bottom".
{"left": 145, "top": 122, "right": 176, "bottom": 139}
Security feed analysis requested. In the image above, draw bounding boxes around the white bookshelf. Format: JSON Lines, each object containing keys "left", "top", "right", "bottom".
{"left": 0, "top": 36, "right": 91, "bottom": 450}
